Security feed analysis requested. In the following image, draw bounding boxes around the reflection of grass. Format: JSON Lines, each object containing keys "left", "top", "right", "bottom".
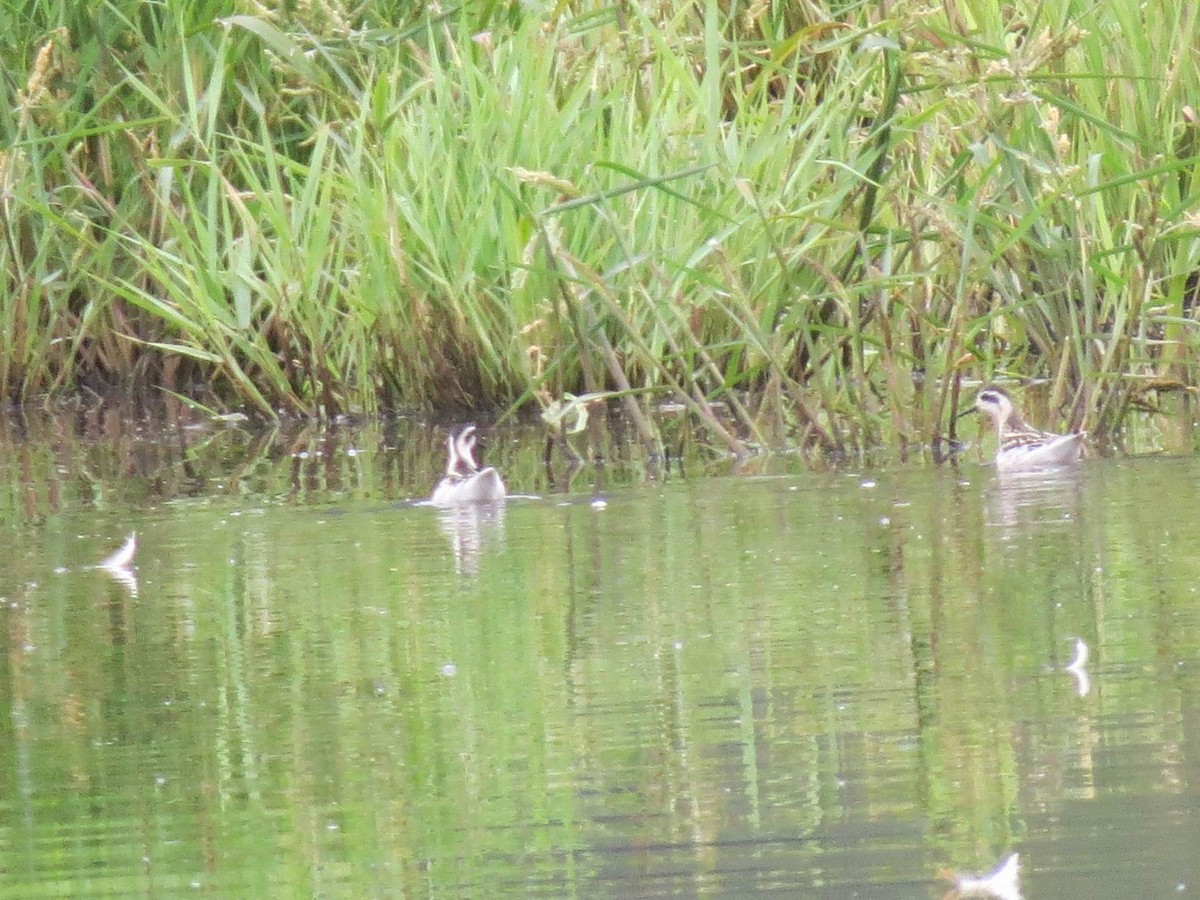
{"left": 6, "top": 459, "right": 1200, "bottom": 892}
{"left": 0, "top": 412, "right": 738, "bottom": 521}
{"left": 3, "top": 3, "right": 1199, "bottom": 451}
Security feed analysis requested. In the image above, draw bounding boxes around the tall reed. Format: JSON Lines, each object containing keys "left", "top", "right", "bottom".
{"left": 1, "top": 1, "right": 1198, "bottom": 453}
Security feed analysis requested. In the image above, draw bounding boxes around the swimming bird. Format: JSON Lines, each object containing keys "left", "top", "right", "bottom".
{"left": 967, "top": 387, "right": 1085, "bottom": 472}
{"left": 430, "top": 424, "right": 507, "bottom": 505}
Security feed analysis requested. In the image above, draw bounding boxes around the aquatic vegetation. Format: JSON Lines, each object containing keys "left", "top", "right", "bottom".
{"left": 2, "top": 1, "right": 1199, "bottom": 455}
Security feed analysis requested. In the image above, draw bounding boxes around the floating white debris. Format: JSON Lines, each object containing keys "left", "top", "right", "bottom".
{"left": 102, "top": 564, "right": 139, "bottom": 598}
{"left": 591, "top": 498, "right": 608, "bottom": 509}
{"left": 1065, "top": 637, "right": 1090, "bottom": 697}
{"left": 99, "top": 533, "right": 137, "bottom": 571}
{"left": 949, "top": 852, "right": 1021, "bottom": 900}
{"left": 98, "top": 533, "right": 139, "bottom": 598}
{"left": 1067, "top": 666, "right": 1091, "bottom": 697}
{"left": 441, "top": 664, "right": 458, "bottom": 677}
{"left": 1066, "top": 637, "right": 1088, "bottom": 670}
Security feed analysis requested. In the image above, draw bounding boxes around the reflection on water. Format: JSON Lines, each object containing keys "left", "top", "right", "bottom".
{"left": 435, "top": 500, "right": 506, "bottom": 576}
{"left": 983, "top": 464, "right": 1086, "bottom": 535}
{"left": 0, "top": 415, "right": 1198, "bottom": 898}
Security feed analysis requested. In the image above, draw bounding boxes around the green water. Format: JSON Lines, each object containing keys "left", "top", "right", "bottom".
{"left": 1, "top": 417, "right": 1199, "bottom": 897}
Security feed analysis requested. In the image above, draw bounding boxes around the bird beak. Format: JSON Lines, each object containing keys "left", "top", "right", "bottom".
{"left": 954, "top": 404, "right": 976, "bottom": 422}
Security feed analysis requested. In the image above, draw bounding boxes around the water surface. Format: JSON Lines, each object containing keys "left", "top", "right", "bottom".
{"left": 1, "top": 415, "right": 1198, "bottom": 897}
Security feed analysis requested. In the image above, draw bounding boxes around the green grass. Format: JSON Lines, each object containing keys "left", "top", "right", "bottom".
{"left": 2, "top": 0, "right": 1199, "bottom": 455}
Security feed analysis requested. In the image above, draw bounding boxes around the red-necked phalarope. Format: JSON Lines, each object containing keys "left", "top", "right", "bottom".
{"left": 967, "top": 387, "right": 1085, "bottom": 472}
{"left": 430, "top": 424, "right": 507, "bottom": 505}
